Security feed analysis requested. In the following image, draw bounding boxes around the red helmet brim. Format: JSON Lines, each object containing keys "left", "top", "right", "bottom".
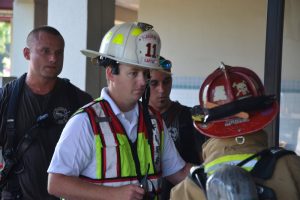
{"left": 194, "top": 101, "right": 279, "bottom": 138}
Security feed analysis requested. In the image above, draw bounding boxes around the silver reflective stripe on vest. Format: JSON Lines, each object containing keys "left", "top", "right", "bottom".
{"left": 151, "top": 117, "right": 162, "bottom": 171}
{"left": 90, "top": 102, "right": 119, "bottom": 178}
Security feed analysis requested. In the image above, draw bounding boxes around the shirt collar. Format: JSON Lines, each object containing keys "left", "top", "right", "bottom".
{"left": 100, "top": 87, "right": 139, "bottom": 117}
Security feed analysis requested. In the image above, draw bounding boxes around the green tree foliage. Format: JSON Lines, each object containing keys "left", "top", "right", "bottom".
{"left": 0, "top": 22, "right": 11, "bottom": 76}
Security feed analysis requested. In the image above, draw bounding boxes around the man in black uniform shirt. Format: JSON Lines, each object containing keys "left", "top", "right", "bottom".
{"left": 0, "top": 26, "right": 92, "bottom": 200}
{"left": 148, "top": 56, "right": 205, "bottom": 200}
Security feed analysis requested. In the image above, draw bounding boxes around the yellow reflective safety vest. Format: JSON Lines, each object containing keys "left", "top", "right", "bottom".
{"left": 79, "top": 99, "right": 164, "bottom": 197}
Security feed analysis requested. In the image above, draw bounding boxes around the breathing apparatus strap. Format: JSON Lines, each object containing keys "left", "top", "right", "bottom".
{"left": 237, "top": 147, "right": 295, "bottom": 179}
{"left": 4, "top": 74, "right": 26, "bottom": 161}
{"left": 189, "top": 165, "right": 207, "bottom": 193}
{"left": 0, "top": 114, "right": 49, "bottom": 189}
{"left": 237, "top": 147, "right": 295, "bottom": 200}
{"left": 1, "top": 74, "right": 26, "bottom": 190}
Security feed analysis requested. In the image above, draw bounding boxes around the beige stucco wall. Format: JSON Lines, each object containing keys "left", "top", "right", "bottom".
{"left": 139, "top": 0, "right": 300, "bottom": 81}
{"left": 115, "top": 5, "right": 137, "bottom": 24}
{"left": 10, "top": 0, "right": 299, "bottom": 83}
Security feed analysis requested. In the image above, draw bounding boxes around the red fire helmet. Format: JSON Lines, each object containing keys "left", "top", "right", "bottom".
{"left": 194, "top": 63, "right": 279, "bottom": 138}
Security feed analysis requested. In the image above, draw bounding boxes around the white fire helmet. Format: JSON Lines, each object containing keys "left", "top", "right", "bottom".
{"left": 81, "top": 22, "right": 161, "bottom": 70}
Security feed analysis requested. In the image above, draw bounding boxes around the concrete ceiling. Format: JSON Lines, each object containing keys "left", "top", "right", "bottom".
{"left": 116, "top": 0, "right": 139, "bottom": 11}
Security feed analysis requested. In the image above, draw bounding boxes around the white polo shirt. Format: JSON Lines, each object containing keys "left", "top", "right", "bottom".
{"left": 48, "top": 87, "right": 185, "bottom": 178}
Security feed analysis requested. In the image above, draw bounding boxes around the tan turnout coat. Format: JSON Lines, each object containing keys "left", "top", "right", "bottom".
{"left": 170, "top": 131, "right": 300, "bottom": 200}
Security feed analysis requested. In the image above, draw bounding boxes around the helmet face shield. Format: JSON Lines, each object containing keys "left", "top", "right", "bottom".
{"left": 81, "top": 22, "right": 161, "bottom": 70}
{"left": 194, "top": 63, "right": 279, "bottom": 138}
{"left": 206, "top": 165, "right": 259, "bottom": 200}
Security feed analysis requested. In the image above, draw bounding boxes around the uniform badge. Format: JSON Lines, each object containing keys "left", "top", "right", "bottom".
{"left": 52, "top": 107, "right": 70, "bottom": 125}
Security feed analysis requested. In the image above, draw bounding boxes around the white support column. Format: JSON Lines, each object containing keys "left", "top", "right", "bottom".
{"left": 48, "top": 0, "right": 115, "bottom": 97}
{"left": 11, "top": 0, "right": 35, "bottom": 77}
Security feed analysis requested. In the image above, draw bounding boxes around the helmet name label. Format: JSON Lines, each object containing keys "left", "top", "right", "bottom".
{"left": 224, "top": 118, "right": 249, "bottom": 127}
{"left": 141, "top": 34, "right": 158, "bottom": 40}
{"left": 144, "top": 57, "right": 156, "bottom": 64}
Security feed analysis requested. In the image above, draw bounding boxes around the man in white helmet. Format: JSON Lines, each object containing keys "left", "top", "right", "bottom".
{"left": 170, "top": 63, "right": 300, "bottom": 200}
{"left": 47, "top": 22, "right": 191, "bottom": 200}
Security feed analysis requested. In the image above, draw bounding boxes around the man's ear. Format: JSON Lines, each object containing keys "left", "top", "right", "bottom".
{"left": 106, "top": 66, "right": 114, "bottom": 81}
{"left": 23, "top": 47, "right": 30, "bottom": 60}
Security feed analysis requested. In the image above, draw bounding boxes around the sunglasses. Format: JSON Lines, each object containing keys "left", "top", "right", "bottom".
{"left": 137, "top": 22, "right": 153, "bottom": 31}
{"left": 159, "top": 56, "right": 172, "bottom": 70}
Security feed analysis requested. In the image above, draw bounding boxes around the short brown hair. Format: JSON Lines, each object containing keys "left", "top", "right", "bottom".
{"left": 26, "top": 25, "right": 65, "bottom": 47}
